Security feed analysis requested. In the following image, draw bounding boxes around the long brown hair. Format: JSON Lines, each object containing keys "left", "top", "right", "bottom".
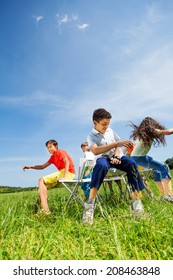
{"left": 129, "top": 117, "right": 166, "bottom": 147}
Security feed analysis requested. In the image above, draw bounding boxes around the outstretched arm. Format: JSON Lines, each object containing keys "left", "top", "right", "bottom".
{"left": 23, "top": 162, "right": 51, "bottom": 171}
{"left": 161, "top": 128, "right": 173, "bottom": 136}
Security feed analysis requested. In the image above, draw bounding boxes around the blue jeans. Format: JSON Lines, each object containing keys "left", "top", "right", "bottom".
{"left": 81, "top": 174, "right": 91, "bottom": 199}
{"left": 91, "top": 156, "right": 146, "bottom": 192}
{"left": 131, "top": 155, "right": 171, "bottom": 182}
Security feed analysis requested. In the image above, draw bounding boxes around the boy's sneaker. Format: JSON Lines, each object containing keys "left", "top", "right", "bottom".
{"left": 82, "top": 203, "right": 95, "bottom": 225}
{"left": 131, "top": 199, "right": 144, "bottom": 216}
{"left": 160, "top": 194, "right": 173, "bottom": 203}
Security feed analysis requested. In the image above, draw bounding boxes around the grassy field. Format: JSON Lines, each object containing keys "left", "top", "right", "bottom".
{"left": 0, "top": 175, "right": 173, "bottom": 260}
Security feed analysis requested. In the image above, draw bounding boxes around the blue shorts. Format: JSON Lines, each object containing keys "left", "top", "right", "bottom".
{"left": 131, "top": 155, "right": 171, "bottom": 182}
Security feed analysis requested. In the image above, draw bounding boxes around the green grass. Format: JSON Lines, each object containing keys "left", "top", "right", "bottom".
{"left": 0, "top": 176, "right": 173, "bottom": 260}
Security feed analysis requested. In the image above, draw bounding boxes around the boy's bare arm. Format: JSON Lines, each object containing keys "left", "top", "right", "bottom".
{"left": 90, "top": 140, "right": 133, "bottom": 155}
{"left": 23, "top": 162, "right": 51, "bottom": 170}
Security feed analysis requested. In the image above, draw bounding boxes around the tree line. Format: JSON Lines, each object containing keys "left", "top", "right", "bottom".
{"left": 165, "top": 157, "right": 173, "bottom": 170}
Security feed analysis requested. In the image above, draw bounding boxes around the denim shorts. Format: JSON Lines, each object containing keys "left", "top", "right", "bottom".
{"left": 131, "top": 155, "right": 171, "bottom": 182}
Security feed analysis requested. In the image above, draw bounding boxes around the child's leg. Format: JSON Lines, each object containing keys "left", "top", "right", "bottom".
{"left": 131, "top": 190, "right": 142, "bottom": 200}
{"left": 156, "top": 181, "right": 166, "bottom": 196}
{"left": 88, "top": 187, "right": 97, "bottom": 202}
{"left": 162, "top": 178, "right": 173, "bottom": 196}
{"left": 82, "top": 187, "right": 97, "bottom": 225}
{"left": 38, "top": 178, "right": 50, "bottom": 212}
{"left": 83, "top": 158, "right": 108, "bottom": 225}
{"left": 154, "top": 164, "right": 172, "bottom": 196}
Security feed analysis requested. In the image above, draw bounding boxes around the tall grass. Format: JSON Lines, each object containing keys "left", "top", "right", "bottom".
{"left": 0, "top": 177, "right": 173, "bottom": 260}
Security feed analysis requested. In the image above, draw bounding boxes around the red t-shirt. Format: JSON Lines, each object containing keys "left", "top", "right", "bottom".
{"left": 47, "top": 150, "right": 75, "bottom": 174}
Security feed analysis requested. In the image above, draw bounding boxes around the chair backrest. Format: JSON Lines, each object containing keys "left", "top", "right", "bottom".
{"left": 78, "top": 158, "right": 86, "bottom": 179}
{"left": 85, "top": 151, "right": 95, "bottom": 167}
{"left": 77, "top": 152, "right": 95, "bottom": 180}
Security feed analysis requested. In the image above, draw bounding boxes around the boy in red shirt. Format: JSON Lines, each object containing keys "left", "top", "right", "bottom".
{"left": 23, "top": 139, "right": 75, "bottom": 215}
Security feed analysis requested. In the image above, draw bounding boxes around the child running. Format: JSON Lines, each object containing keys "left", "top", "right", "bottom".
{"left": 129, "top": 117, "right": 173, "bottom": 202}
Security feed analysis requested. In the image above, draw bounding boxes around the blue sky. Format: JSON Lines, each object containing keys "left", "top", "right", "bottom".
{"left": 1, "top": 0, "right": 173, "bottom": 187}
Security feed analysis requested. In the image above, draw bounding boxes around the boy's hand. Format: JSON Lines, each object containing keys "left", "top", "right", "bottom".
{"left": 116, "top": 140, "right": 133, "bottom": 148}
{"left": 110, "top": 158, "right": 121, "bottom": 164}
{"left": 23, "top": 166, "right": 30, "bottom": 171}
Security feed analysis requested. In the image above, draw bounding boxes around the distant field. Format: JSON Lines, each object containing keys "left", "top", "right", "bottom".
{"left": 0, "top": 174, "right": 173, "bottom": 260}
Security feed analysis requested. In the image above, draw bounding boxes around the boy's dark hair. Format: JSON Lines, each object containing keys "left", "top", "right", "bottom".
{"left": 93, "top": 108, "right": 112, "bottom": 122}
{"left": 45, "top": 139, "right": 58, "bottom": 147}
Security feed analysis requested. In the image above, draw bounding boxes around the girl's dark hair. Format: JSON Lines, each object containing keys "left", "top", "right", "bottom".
{"left": 129, "top": 117, "right": 166, "bottom": 147}
{"left": 45, "top": 139, "right": 58, "bottom": 147}
{"left": 93, "top": 108, "right": 112, "bottom": 122}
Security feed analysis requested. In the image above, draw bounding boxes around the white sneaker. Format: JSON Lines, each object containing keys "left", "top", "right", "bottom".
{"left": 82, "top": 203, "right": 95, "bottom": 225}
{"left": 131, "top": 199, "right": 144, "bottom": 215}
{"left": 160, "top": 194, "right": 173, "bottom": 203}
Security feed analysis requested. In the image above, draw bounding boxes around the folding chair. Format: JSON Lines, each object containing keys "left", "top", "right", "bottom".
{"left": 59, "top": 153, "right": 131, "bottom": 217}
{"left": 59, "top": 152, "right": 94, "bottom": 207}
{"left": 102, "top": 168, "right": 131, "bottom": 201}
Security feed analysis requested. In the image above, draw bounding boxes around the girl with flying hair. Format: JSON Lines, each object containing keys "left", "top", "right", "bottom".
{"left": 130, "top": 117, "right": 173, "bottom": 202}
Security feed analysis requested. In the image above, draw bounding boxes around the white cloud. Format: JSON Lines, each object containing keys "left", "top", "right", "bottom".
{"left": 56, "top": 12, "right": 89, "bottom": 34}
{"left": 78, "top": 23, "right": 89, "bottom": 30}
{"left": 60, "top": 14, "right": 69, "bottom": 24}
{"left": 146, "top": 3, "right": 168, "bottom": 23}
{"left": 72, "top": 14, "right": 79, "bottom": 21}
{"left": 2, "top": 41, "right": 173, "bottom": 126}
{"left": 33, "top": 15, "right": 44, "bottom": 24}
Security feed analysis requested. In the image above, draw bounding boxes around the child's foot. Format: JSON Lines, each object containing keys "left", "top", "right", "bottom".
{"left": 160, "top": 194, "right": 173, "bottom": 203}
{"left": 131, "top": 199, "right": 145, "bottom": 216}
{"left": 35, "top": 208, "right": 51, "bottom": 217}
{"left": 82, "top": 203, "right": 95, "bottom": 225}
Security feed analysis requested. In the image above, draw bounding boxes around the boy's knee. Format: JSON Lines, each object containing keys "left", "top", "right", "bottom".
{"left": 38, "top": 178, "right": 46, "bottom": 188}
{"left": 129, "top": 158, "right": 138, "bottom": 167}
{"left": 124, "top": 157, "right": 138, "bottom": 171}
{"left": 38, "top": 177, "right": 43, "bottom": 184}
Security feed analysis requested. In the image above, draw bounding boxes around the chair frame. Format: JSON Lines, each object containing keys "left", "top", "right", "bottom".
{"left": 59, "top": 156, "right": 130, "bottom": 216}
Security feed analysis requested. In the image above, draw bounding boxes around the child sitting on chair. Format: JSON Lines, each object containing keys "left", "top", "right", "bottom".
{"left": 23, "top": 139, "right": 75, "bottom": 215}
{"left": 82, "top": 108, "right": 147, "bottom": 225}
